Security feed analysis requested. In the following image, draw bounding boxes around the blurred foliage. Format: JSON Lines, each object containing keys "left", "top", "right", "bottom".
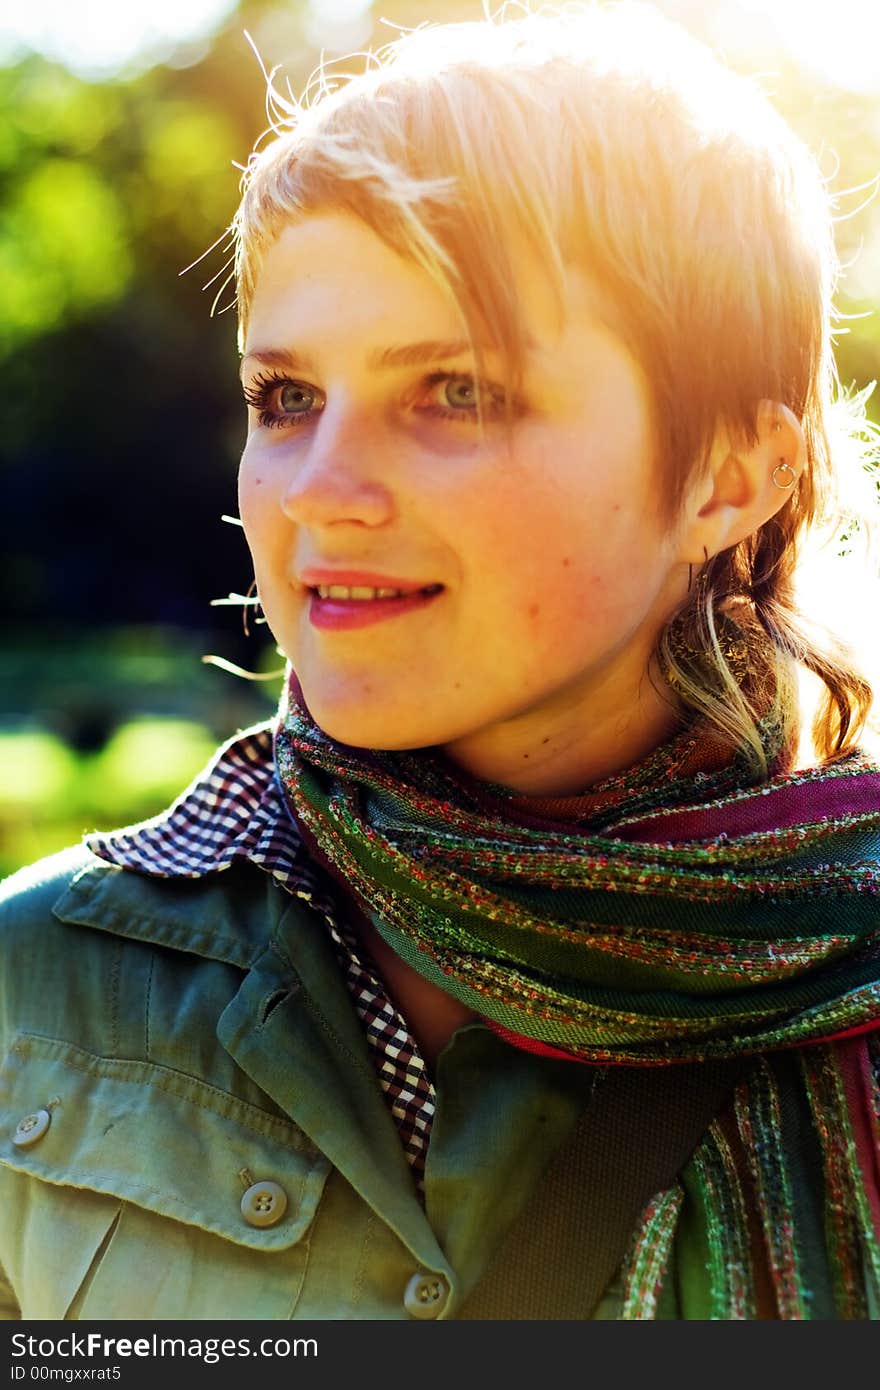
{"left": 1, "top": 0, "right": 879, "bottom": 873}
{"left": 0, "top": 624, "right": 284, "bottom": 876}
{"left": 0, "top": 720, "right": 219, "bottom": 878}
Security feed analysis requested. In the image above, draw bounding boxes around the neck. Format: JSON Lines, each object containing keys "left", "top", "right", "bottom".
{"left": 440, "top": 659, "right": 683, "bottom": 796}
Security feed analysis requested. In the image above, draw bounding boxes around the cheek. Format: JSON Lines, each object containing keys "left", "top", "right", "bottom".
{"left": 237, "top": 443, "right": 254, "bottom": 498}
{"left": 237, "top": 502, "right": 293, "bottom": 612}
{"left": 462, "top": 477, "right": 606, "bottom": 591}
{"left": 459, "top": 476, "right": 658, "bottom": 651}
{"left": 451, "top": 492, "right": 590, "bottom": 644}
{"left": 237, "top": 472, "right": 264, "bottom": 522}
{"left": 238, "top": 447, "right": 283, "bottom": 547}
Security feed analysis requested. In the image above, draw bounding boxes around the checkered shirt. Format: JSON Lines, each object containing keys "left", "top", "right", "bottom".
{"left": 84, "top": 722, "right": 435, "bottom": 1190}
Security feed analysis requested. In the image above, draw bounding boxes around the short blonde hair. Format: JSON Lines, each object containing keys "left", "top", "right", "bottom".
{"left": 232, "top": 1, "right": 879, "bottom": 773}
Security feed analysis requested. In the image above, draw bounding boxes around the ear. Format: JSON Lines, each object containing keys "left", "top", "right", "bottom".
{"left": 677, "top": 401, "right": 805, "bottom": 565}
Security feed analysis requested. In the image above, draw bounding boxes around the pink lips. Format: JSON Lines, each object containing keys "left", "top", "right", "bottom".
{"left": 298, "top": 569, "right": 445, "bottom": 631}
{"left": 309, "top": 590, "right": 443, "bottom": 630}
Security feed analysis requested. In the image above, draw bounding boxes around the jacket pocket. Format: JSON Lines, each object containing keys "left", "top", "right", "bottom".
{"left": 0, "top": 1034, "right": 332, "bottom": 1319}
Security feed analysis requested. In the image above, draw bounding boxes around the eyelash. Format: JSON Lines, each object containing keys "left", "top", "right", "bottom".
{"left": 242, "top": 369, "right": 507, "bottom": 431}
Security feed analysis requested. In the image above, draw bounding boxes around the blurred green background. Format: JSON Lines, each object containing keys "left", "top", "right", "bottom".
{"left": 2, "top": 0, "right": 879, "bottom": 876}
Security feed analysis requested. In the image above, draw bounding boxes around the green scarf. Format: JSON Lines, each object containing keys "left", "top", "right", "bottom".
{"left": 273, "top": 666, "right": 880, "bottom": 1065}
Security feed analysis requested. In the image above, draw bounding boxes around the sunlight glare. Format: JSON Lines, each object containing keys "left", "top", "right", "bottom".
{"left": 730, "top": 0, "right": 880, "bottom": 92}
{"left": 0, "top": 0, "right": 239, "bottom": 77}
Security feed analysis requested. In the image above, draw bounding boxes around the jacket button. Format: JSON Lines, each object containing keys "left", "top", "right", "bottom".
{"left": 12, "top": 1109, "right": 52, "bottom": 1148}
{"left": 403, "top": 1271, "right": 450, "bottom": 1320}
{"left": 240, "top": 1180, "right": 288, "bottom": 1229}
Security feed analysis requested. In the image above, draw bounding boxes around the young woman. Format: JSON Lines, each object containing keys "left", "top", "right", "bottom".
{"left": 2, "top": 3, "right": 879, "bottom": 1321}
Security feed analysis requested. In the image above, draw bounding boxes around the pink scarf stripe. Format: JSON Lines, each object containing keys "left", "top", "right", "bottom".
{"left": 838, "top": 1037, "right": 880, "bottom": 1250}
{"left": 616, "top": 766, "right": 880, "bottom": 845}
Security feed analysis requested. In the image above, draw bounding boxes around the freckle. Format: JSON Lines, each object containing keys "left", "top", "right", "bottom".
{"left": 453, "top": 682, "right": 461, "bottom": 689}
{"left": 612, "top": 503, "right": 621, "bottom": 512}
{"left": 527, "top": 602, "right": 540, "bottom": 619}
{"left": 562, "top": 557, "right": 571, "bottom": 568}
{"left": 523, "top": 752, "right": 530, "bottom": 759}
{"left": 542, "top": 737, "right": 550, "bottom": 744}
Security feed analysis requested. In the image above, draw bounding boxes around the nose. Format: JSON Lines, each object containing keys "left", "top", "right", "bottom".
{"left": 279, "top": 403, "right": 394, "bottom": 530}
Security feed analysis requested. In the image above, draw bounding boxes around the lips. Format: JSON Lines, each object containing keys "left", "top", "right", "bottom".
{"left": 299, "top": 567, "right": 442, "bottom": 595}
{"left": 312, "top": 582, "right": 443, "bottom": 601}
{"left": 304, "top": 585, "right": 444, "bottom": 631}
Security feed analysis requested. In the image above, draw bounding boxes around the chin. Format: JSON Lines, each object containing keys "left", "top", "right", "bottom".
{"left": 301, "top": 688, "right": 438, "bottom": 752}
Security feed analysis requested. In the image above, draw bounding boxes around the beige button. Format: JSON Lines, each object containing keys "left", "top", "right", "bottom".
{"left": 240, "top": 1180, "right": 288, "bottom": 1229}
{"left": 403, "top": 1271, "right": 450, "bottom": 1320}
{"left": 13, "top": 1109, "right": 52, "bottom": 1148}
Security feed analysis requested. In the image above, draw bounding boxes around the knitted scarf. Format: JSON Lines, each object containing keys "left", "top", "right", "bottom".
{"left": 273, "top": 665, "right": 880, "bottom": 1066}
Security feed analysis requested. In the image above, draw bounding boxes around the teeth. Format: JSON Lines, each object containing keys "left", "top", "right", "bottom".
{"left": 316, "top": 584, "right": 409, "bottom": 600}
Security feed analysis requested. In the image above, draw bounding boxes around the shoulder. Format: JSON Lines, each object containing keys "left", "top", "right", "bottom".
{"left": 0, "top": 843, "right": 99, "bottom": 937}
{"left": 0, "top": 844, "right": 112, "bottom": 1057}
{"left": 0, "top": 843, "right": 293, "bottom": 1055}
{"left": 0, "top": 841, "right": 285, "bottom": 963}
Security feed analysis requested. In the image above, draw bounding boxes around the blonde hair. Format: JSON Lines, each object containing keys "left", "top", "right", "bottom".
{"left": 232, "top": 0, "right": 879, "bottom": 774}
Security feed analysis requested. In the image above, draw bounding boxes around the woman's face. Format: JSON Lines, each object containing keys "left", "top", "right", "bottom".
{"left": 239, "top": 212, "right": 688, "bottom": 790}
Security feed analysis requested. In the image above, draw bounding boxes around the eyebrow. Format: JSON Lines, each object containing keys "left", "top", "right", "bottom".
{"left": 239, "top": 339, "right": 483, "bottom": 380}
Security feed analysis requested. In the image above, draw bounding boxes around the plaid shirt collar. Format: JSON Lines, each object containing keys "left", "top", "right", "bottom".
{"left": 85, "top": 720, "right": 315, "bottom": 890}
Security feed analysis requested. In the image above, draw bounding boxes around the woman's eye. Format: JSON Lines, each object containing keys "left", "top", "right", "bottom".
{"left": 418, "top": 371, "right": 506, "bottom": 422}
{"left": 243, "top": 368, "right": 507, "bottom": 431}
{"left": 242, "top": 373, "right": 322, "bottom": 429}
{"left": 278, "top": 382, "right": 316, "bottom": 414}
{"left": 441, "top": 377, "right": 477, "bottom": 409}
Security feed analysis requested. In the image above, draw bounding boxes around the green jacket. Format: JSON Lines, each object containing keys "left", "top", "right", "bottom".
{"left": 1, "top": 846, "right": 878, "bottom": 1319}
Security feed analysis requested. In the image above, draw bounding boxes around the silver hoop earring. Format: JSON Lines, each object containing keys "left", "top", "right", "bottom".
{"left": 771, "top": 460, "right": 796, "bottom": 490}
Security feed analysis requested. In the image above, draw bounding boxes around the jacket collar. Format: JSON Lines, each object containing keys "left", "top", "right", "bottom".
{"left": 52, "top": 856, "right": 274, "bottom": 969}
